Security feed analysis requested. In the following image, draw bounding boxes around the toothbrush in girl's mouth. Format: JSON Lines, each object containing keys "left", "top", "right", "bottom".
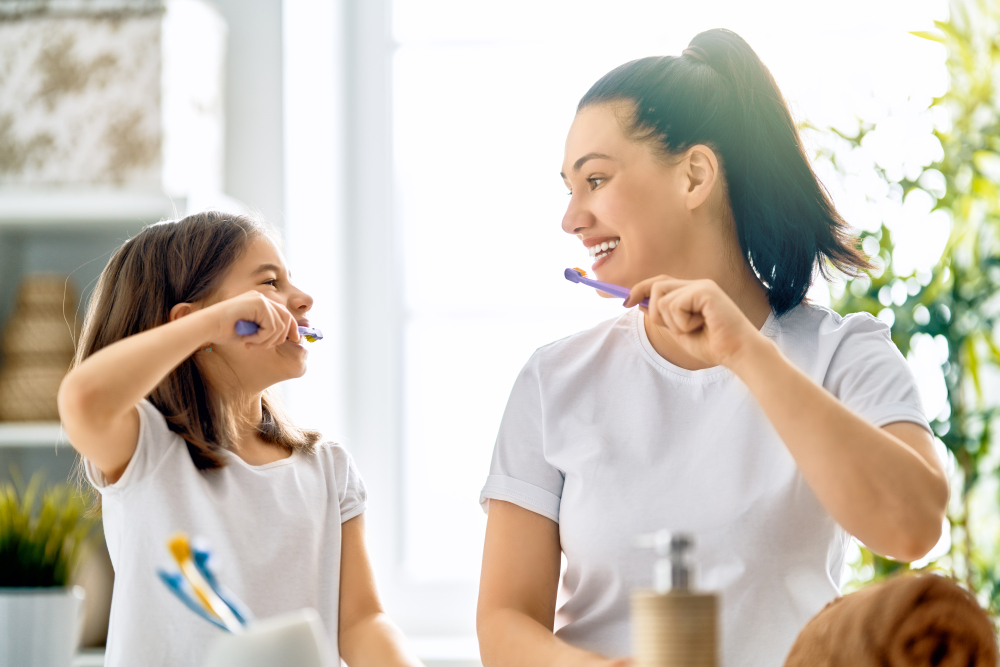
{"left": 235, "top": 320, "right": 323, "bottom": 342}
{"left": 564, "top": 268, "right": 650, "bottom": 307}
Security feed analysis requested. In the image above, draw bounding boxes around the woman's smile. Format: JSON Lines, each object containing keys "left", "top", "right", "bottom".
{"left": 584, "top": 236, "right": 621, "bottom": 271}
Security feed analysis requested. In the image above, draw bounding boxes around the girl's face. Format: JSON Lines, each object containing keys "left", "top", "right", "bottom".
{"left": 202, "top": 235, "right": 314, "bottom": 393}
{"left": 561, "top": 103, "right": 707, "bottom": 288}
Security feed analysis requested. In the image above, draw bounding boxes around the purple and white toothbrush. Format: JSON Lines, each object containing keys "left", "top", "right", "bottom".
{"left": 564, "top": 268, "right": 650, "bottom": 307}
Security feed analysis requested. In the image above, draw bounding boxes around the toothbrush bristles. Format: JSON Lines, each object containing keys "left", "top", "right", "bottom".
{"left": 573, "top": 267, "right": 587, "bottom": 277}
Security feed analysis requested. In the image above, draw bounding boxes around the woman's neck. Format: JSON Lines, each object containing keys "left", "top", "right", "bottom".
{"left": 643, "top": 262, "right": 771, "bottom": 371}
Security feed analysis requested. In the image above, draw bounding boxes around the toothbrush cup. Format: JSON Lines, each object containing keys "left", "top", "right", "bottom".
{"left": 202, "top": 608, "right": 335, "bottom": 667}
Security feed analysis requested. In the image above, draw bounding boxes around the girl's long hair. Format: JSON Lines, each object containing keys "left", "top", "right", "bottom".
{"left": 73, "top": 211, "right": 320, "bottom": 472}
{"left": 579, "top": 29, "right": 871, "bottom": 316}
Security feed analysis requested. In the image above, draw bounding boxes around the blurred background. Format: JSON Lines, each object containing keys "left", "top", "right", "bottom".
{"left": 0, "top": 0, "right": 996, "bottom": 664}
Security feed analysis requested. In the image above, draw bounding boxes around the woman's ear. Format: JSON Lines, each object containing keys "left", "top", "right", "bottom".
{"left": 682, "top": 144, "right": 721, "bottom": 211}
{"left": 169, "top": 302, "right": 197, "bottom": 322}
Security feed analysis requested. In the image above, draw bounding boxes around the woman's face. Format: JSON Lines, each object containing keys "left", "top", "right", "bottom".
{"left": 202, "top": 235, "right": 315, "bottom": 393}
{"left": 561, "top": 103, "right": 703, "bottom": 289}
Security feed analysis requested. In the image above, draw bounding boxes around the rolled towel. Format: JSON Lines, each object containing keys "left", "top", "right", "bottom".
{"left": 784, "top": 573, "right": 998, "bottom": 667}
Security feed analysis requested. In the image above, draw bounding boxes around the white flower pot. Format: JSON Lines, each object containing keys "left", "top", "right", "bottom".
{"left": 0, "top": 586, "right": 86, "bottom": 667}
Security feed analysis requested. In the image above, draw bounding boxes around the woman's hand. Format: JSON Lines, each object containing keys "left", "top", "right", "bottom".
{"left": 624, "top": 275, "right": 763, "bottom": 368}
{"left": 201, "top": 290, "right": 300, "bottom": 349}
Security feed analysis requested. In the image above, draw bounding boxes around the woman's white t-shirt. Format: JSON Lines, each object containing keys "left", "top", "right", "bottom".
{"left": 85, "top": 399, "right": 366, "bottom": 667}
{"left": 480, "top": 303, "right": 930, "bottom": 667}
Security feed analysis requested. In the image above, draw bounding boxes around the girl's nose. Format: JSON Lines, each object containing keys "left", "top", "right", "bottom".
{"left": 290, "top": 286, "right": 314, "bottom": 314}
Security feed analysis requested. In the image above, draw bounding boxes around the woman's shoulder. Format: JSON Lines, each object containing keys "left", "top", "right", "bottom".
{"left": 774, "top": 301, "right": 901, "bottom": 376}
{"left": 774, "top": 301, "right": 889, "bottom": 343}
{"left": 529, "top": 311, "right": 635, "bottom": 367}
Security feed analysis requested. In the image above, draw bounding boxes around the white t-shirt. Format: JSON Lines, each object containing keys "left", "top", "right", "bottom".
{"left": 85, "top": 399, "right": 366, "bottom": 667}
{"left": 480, "top": 303, "right": 930, "bottom": 667}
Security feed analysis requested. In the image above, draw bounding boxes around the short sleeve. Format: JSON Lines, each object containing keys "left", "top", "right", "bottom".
{"left": 329, "top": 444, "right": 367, "bottom": 522}
{"left": 479, "top": 354, "right": 565, "bottom": 523}
{"left": 83, "top": 399, "right": 178, "bottom": 493}
{"left": 823, "top": 313, "right": 932, "bottom": 433}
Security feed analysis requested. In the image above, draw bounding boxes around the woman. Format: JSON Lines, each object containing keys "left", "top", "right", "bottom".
{"left": 476, "top": 29, "right": 948, "bottom": 667}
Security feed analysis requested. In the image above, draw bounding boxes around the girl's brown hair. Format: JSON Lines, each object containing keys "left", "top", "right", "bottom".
{"left": 74, "top": 211, "right": 320, "bottom": 470}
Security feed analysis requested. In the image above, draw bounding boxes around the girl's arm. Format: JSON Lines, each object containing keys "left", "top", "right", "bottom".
{"left": 58, "top": 291, "right": 298, "bottom": 482}
{"left": 478, "top": 500, "right": 627, "bottom": 667}
{"left": 338, "top": 514, "right": 423, "bottom": 667}
{"left": 626, "top": 276, "right": 949, "bottom": 562}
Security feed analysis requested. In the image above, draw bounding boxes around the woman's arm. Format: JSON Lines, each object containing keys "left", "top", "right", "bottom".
{"left": 338, "top": 515, "right": 423, "bottom": 667}
{"left": 58, "top": 291, "right": 298, "bottom": 482}
{"left": 728, "top": 340, "right": 947, "bottom": 561}
{"left": 626, "top": 276, "right": 949, "bottom": 562}
{"left": 478, "top": 500, "right": 627, "bottom": 667}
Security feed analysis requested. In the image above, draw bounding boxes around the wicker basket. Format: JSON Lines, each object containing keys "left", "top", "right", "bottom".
{"left": 0, "top": 275, "right": 78, "bottom": 422}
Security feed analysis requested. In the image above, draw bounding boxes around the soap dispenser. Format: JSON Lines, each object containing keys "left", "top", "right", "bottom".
{"left": 631, "top": 531, "right": 717, "bottom": 667}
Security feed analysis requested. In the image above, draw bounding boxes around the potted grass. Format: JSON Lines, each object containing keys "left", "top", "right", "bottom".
{"left": 0, "top": 474, "right": 97, "bottom": 667}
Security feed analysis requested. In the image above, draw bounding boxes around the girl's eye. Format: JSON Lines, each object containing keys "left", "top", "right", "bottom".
{"left": 588, "top": 177, "right": 605, "bottom": 190}
{"left": 262, "top": 278, "right": 277, "bottom": 287}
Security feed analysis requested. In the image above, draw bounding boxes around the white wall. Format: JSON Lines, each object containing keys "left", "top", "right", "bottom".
{"left": 213, "top": 0, "right": 285, "bottom": 227}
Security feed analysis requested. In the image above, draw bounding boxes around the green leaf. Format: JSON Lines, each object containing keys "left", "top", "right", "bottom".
{"left": 910, "top": 30, "right": 946, "bottom": 44}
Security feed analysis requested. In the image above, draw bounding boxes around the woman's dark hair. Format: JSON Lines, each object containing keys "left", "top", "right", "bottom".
{"left": 579, "top": 29, "right": 870, "bottom": 316}
{"left": 74, "top": 211, "right": 320, "bottom": 472}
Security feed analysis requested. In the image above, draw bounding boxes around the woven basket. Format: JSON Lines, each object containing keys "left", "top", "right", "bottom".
{"left": 0, "top": 275, "right": 78, "bottom": 422}
{"left": 0, "top": 360, "right": 69, "bottom": 421}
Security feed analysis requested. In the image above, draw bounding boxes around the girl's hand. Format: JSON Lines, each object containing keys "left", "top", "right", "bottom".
{"left": 203, "top": 290, "right": 300, "bottom": 348}
{"left": 623, "top": 275, "right": 763, "bottom": 368}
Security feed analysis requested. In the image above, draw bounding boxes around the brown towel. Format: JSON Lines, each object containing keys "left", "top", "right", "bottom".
{"left": 784, "top": 573, "right": 998, "bottom": 667}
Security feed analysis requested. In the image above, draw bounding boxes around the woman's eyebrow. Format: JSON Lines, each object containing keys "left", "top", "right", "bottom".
{"left": 559, "top": 152, "right": 613, "bottom": 179}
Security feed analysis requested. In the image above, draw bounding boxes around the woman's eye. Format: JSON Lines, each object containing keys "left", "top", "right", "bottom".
{"left": 262, "top": 278, "right": 277, "bottom": 287}
{"left": 588, "top": 177, "right": 605, "bottom": 190}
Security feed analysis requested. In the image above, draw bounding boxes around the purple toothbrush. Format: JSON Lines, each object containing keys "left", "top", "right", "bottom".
{"left": 235, "top": 320, "right": 324, "bottom": 342}
{"left": 564, "top": 268, "right": 650, "bottom": 308}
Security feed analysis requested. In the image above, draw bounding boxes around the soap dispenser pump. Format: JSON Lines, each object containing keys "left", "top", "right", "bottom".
{"left": 631, "top": 531, "right": 718, "bottom": 667}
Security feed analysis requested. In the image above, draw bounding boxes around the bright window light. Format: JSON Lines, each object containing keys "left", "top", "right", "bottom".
{"left": 392, "top": 0, "right": 949, "bottom": 585}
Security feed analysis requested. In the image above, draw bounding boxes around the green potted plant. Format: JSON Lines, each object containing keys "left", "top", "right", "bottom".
{"left": 0, "top": 474, "right": 98, "bottom": 667}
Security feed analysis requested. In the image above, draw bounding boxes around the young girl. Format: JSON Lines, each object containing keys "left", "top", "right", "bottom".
{"left": 476, "top": 29, "right": 949, "bottom": 667}
{"left": 59, "top": 212, "right": 422, "bottom": 667}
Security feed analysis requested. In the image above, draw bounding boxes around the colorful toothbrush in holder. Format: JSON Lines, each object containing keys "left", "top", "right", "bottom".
{"left": 157, "top": 533, "right": 250, "bottom": 634}
{"left": 157, "top": 533, "right": 334, "bottom": 667}
{"left": 564, "top": 268, "right": 650, "bottom": 308}
{"left": 235, "top": 320, "right": 324, "bottom": 342}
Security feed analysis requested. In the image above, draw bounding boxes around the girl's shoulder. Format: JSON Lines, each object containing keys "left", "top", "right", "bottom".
{"left": 308, "top": 442, "right": 367, "bottom": 519}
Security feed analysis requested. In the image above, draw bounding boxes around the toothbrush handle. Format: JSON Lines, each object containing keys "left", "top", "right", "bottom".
{"left": 235, "top": 320, "right": 258, "bottom": 336}
{"left": 581, "top": 277, "right": 650, "bottom": 308}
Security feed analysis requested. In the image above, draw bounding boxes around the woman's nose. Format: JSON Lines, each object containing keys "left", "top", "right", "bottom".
{"left": 561, "top": 195, "right": 594, "bottom": 235}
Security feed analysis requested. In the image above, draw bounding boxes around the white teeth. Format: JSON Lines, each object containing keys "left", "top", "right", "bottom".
{"left": 586, "top": 239, "right": 619, "bottom": 259}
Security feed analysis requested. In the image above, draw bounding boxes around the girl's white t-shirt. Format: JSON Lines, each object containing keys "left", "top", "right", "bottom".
{"left": 480, "top": 303, "right": 931, "bottom": 667}
{"left": 85, "top": 399, "right": 366, "bottom": 667}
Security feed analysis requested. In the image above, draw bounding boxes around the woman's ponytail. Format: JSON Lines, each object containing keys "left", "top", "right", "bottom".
{"left": 579, "top": 29, "right": 870, "bottom": 316}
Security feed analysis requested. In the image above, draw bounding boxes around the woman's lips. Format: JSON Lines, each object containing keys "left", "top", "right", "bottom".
{"left": 592, "top": 243, "right": 618, "bottom": 271}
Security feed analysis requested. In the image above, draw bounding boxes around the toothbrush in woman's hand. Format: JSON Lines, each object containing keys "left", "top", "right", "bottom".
{"left": 564, "top": 268, "right": 650, "bottom": 307}
{"left": 235, "top": 320, "right": 324, "bottom": 342}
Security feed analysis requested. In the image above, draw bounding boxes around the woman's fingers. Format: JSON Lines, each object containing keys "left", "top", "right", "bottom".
{"left": 626, "top": 274, "right": 686, "bottom": 308}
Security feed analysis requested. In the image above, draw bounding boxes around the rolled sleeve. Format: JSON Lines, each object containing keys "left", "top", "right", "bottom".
{"left": 480, "top": 353, "right": 564, "bottom": 523}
